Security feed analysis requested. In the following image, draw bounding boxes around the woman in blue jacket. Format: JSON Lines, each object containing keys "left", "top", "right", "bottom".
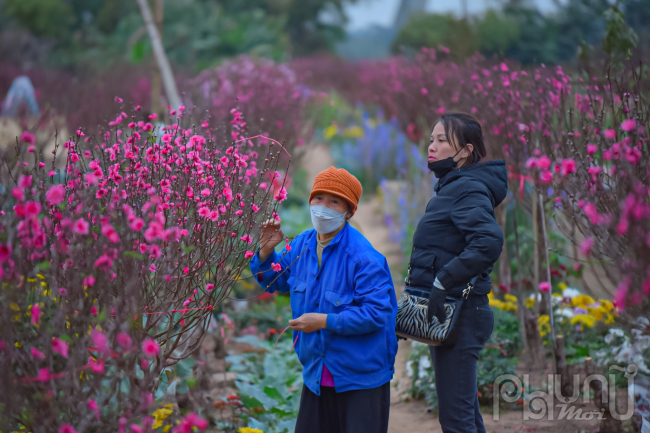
{"left": 250, "top": 167, "right": 398, "bottom": 433}
{"left": 407, "top": 113, "right": 507, "bottom": 432}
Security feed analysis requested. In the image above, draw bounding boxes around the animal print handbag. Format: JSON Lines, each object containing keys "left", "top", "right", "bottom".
{"left": 395, "top": 276, "right": 477, "bottom": 347}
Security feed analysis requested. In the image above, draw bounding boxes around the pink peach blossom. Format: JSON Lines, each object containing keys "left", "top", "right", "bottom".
{"left": 142, "top": 338, "right": 160, "bottom": 357}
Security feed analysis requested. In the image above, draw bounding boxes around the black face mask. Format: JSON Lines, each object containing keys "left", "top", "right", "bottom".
{"left": 428, "top": 149, "right": 462, "bottom": 178}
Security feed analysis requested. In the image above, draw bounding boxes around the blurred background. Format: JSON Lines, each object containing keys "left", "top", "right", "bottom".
{"left": 2, "top": 1, "right": 650, "bottom": 432}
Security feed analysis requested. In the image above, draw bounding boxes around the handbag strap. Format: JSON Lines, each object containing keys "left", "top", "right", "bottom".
{"left": 462, "top": 276, "right": 479, "bottom": 299}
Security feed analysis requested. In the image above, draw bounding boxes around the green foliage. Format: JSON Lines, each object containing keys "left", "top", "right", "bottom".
{"left": 221, "top": 335, "right": 303, "bottom": 433}
{"left": 230, "top": 295, "right": 293, "bottom": 336}
{"left": 4, "top": 0, "right": 75, "bottom": 39}
{"left": 392, "top": 14, "right": 478, "bottom": 60}
{"left": 602, "top": 5, "right": 639, "bottom": 65}
{"left": 475, "top": 10, "right": 520, "bottom": 57}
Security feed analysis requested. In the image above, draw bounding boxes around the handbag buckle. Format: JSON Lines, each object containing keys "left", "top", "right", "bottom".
{"left": 462, "top": 282, "right": 473, "bottom": 299}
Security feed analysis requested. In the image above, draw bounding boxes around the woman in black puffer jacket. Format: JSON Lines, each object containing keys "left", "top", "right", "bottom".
{"left": 406, "top": 113, "right": 507, "bottom": 433}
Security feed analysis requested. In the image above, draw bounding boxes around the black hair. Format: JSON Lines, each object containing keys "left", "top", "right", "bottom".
{"left": 436, "top": 112, "right": 486, "bottom": 166}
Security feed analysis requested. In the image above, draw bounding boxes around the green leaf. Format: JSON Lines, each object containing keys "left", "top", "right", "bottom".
{"left": 35, "top": 261, "right": 50, "bottom": 271}
{"left": 123, "top": 251, "right": 146, "bottom": 260}
{"left": 263, "top": 386, "right": 285, "bottom": 403}
{"left": 236, "top": 381, "right": 277, "bottom": 411}
{"left": 175, "top": 357, "right": 196, "bottom": 378}
{"left": 176, "top": 380, "right": 189, "bottom": 394}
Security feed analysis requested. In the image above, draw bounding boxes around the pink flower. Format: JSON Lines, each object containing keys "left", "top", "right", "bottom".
{"left": 539, "top": 282, "right": 551, "bottom": 293}
{"left": 560, "top": 158, "right": 576, "bottom": 175}
{"left": 580, "top": 237, "right": 594, "bottom": 255}
{"left": 271, "top": 263, "right": 281, "bottom": 272}
{"left": 500, "top": 62, "right": 509, "bottom": 71}
{"left": 626, "top": 147, "right": 641, "bottom": 165}
{"left": 142, "top": 338, "right": 160, "bottom": 357}
{"left": 12, "top": 187, "right": 25, "bottom": 202}
{"left": 31, "top": 304, "right": 40, "bottom": 325}
{"left": 38, "top": 368, "right": 50, "bottom": 382}
{"left": 245, "top": 251, "right": 254, "bottom": 258}
{"left": 73, "top": 218, "right": 90, "bottom": 235}
{"left": 46, "top": 185, "right": 66, "bottom": 205}
{"left": 200, "top": 188, "right": 211, "bottom": 196}
{"left": 206, "top": 283, "right": 214, "bottom": 292}
{"left": 20, "top": 131, "right": 35, "bottom": 144}
{"left": 421, "top": 87, "right": 428, "bottom": 95}
{"left": 621, "top": 119, "right": 636, "bottom": 132}
{"left": 52, "top": 338, "right": 69, "bottom": 358}
{"left": 31, "top": 347, "right": 44, "bottom": 359}
{"left": 198, "top": 207, "right": 210, "bottom": 218}
{"left": 540, "top": 170, "right": 553, "bottom": 183}
{"left": 536, "top": 155, "right": 551, "bottom": 170}
{"left": 24, "top": 201, "right": 42, "bottom": 216}
{"left": 89, "top": 358, "right": 104, "bottom": 373}
{"left": 83, "top": 276, "right": 96, "bottom": 287}
{"left": 604, "top": 129, "right": 616, "bottom": 139}
{"left": 87, "top": 399, "right": 98, "bottom": 410}
{"left": 0, "top": 244, "right": 12, "bottom": 262}
{"left": 18, "top": 175, "right": 32, "bottom": 188}
{"left": 101, "top": 224, "right": 120, "bottom": 243}
{"left": 117, "top": 333, "right": 132, "bottom": 348}
{"left": 91, "top": 329, "right": 109, "bottom": 354}
{"left": 130, "top": 218, "right": 145, "bottom": 231}
{"left": 58, "top": 424, "right": 77, "bottom": 433}
{"left": 130, "top": 425, "right": 143, "bottom": 433}
{"left": 586, "top": 144, "right": 597, "bottom": 154}
{"left": 240, "top": 235, "right": 252, "bottom": 244}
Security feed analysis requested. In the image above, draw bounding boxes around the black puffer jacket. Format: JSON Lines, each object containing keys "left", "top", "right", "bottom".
{"left": 407, "top": 160, "right": 508, "bottom": 298}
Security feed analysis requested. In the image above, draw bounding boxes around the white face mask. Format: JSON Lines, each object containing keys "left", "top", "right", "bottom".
{"left": 309, "top": 205, "right": 347, "bottom": 234}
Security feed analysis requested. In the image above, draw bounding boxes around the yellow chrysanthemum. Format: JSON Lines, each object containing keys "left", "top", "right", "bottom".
{"left": 571, "top": 294, "right": 595, "bottom": 308}
{"left": 538, "top": 315, "right": 551, "bottom": 337}
{"left": 490, "top": 299, "right": 518, "bottom": 312}
{"left": 323, "top": 125, "right": 338, "bottom": 139}
{"left": 525, "top": 296, "right": 536, "bottom": 309}
{"left": 238, "top": 428, "right": 264, "bottom": 433}
{"left": 570, "top": 314, "right": 597, "bottom": 328}
{"left": 598, "top": 299, "right": 614, "bottom": 312}
{"left": 558, "top": 282, "right": 567, "bottom": 291}
{"left": 504, "top": 294, "right": 518, "bottom": 303}
{"left": 152, "top": 404, "right": 174, "bottom": 429}
{"left": 10, "top": 303, "right": 19, "bottom": 312}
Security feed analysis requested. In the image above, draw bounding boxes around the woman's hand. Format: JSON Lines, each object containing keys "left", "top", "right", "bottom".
{"left": 289, "top": 313, "right": 328, "bottom": 333}
{"left": 258, "top": 219, "right": 284, "bottom": 262}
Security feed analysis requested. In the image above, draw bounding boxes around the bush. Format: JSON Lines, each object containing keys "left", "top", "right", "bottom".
{"left": 0, "top": 101, "right": 290, "bottom": 431}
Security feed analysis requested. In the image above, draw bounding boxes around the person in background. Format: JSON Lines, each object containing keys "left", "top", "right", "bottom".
{"left": 250, "top": 166, "right": 398, "bottom": 433}
{"left": 407, "top": 113, "right": 506, "bottom": 432}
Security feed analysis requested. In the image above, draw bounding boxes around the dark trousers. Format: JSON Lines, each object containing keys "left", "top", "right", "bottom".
{"left": 429, "top": 301, "right": 494, "bottom": 433}
{"left": 294, "top": 382, "right": 390, "bottom": 433}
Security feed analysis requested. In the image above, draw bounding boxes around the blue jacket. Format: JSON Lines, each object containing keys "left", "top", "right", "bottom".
{"left": 250, "top": 223, "right": 398, "bottom": 396}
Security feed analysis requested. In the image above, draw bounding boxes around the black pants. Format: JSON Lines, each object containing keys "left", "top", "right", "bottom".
{"left": 294, "top": 382, "right": 390, "bottom": 433}
{"left": 429, "top": 299, "right": 494, "bottom": 433}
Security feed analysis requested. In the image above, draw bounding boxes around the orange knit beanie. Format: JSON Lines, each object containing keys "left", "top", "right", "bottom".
{"left": 309, "top": 167, "right": 363, "bottom": 215}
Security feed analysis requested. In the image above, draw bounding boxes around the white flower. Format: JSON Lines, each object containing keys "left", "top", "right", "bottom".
{"left": 558, "top": 308, "right": 574, "bottom": 319}
{"left": 563, "top": 288, "right": 581, "bottom": 299}
{"left": 406, "top": 360, "right": 414, "bottom": 378}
